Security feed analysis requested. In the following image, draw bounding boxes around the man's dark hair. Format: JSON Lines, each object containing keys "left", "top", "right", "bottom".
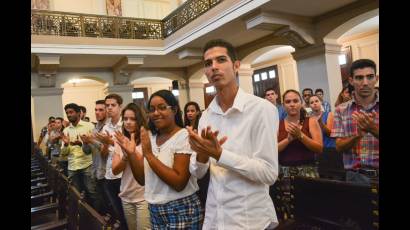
{"left": 48, "top": 116, "right": 55, "bottom": 121}
{"left": 64, "top": 103, "right": 81, "bottom": 113}
{"left": 79, "top": 105, "right": 87, "bottom": 113}
{"left": 264, "top": 87, "right": 276, "bottom": 96}
{"left": 350, "top": 59, "right": 377, "bottom": 77}
{"left": 315, "top": 88, "right": 324, "bottom": 94}
{"left": 105, "top": 94, "right": 123, "bottom": 105}
{"left": 55, "top": 117, "right": 64, "bottom": 122}
{"left": 203, "top": 39, "right": 238, "bottom": 62}
{"left": 302, "top": 88, "right": 313, "bottom": 95}
{"left": 96, "top": 100, "right": 106, "bottom": 105}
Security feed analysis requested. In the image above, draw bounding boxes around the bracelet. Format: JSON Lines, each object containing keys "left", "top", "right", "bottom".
{"left": 299, "top": 133, "right": 304, "bottom": 141}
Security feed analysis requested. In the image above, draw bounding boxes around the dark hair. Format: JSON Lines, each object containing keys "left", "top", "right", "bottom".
{"left": 264, "top": 87, "right": 276, "bottom": 96}
{"left": 121, "top": 103, "right": 148, "bottom": 145}
{"left": 302, "top": 88, "right": 313, "bottom": 95}
{"left": 183, "top": 101, "right": 202, "bottom": 130}
{"left": 147, "top": 90, "right": 183, "bottom": 135}
{"left": 315, "top": 88, "right": 324, "bottom": 94}
{"left": 282, "top": 89, "right": 306, "bottom": 123}
{"left": 203, "top": 39, "right": 238, "bottom": 62}
{"left": 79, "top": 106, "right": 86, "bottom": 113}
{"left": 48, "top": 116, "right": 55, "bottom": 121}
{"left": 308, "top": 95, "right": 322, "bottom": 104}
{"left": 96, "top": 100, "right": 106, "bottom": 105}
{"left": 335, "top": 86, "right": 352, "bottom": 107}
{"left": 64, "top": 103, "right": 81, "bottom": 113}
{"left": 105, "top": 94, "right": 123, "bottom": 105}
{"left": 350, "top": 59, "right": 377, "bottom": 77}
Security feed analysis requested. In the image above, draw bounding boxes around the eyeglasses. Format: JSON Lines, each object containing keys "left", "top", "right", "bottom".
{"left": 148, "top": 104, "right": 172, "bottom": 114}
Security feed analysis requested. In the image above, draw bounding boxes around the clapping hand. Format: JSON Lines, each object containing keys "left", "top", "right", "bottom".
{"left": 61, "top": 132, "right": 70, "bottom": 146}
{"left": 187, "top": 126, "right": 227, "bottom": 161}
{"left": 140, "top": 127, "right": 153, "bottom": 158}
{"left": 352, "top": 111, "right": 378, "bottom": 136}
{"left": 80, "top": 133, "right": 93, "bottom": 144}
{"left": 114, "top": 130, "right": 136, "bottom": 156}
{"left": 286, "top": 122, "right": 302, "bottom": 139}
{"left": 95, "top": 131, "right": 114, "bottom": 146}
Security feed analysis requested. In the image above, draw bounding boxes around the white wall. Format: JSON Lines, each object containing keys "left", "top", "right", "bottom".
{"left": 50, "top": 0, "right": 173, "bottom": 19}
{"left": 341, "top": 31, "right": 379, "bottom": 80}
{"left": 296, "top": 55, "right": 331, "bottom": 102}
{"left": 62, "top": 84, "right": 106, "bottom": 122}
{"left": 32, "top": 93, "right": 65, "bottom": 142}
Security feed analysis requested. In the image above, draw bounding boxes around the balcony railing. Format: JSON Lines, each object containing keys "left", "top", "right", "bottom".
{"left": 162, "top": 0, "right": 222, "bottom": 38}
{"left": 31, "top": 10, "right": 163, "bottom": 39}
{"left": 31, "top": 0, "right": 223, "bottom": 40}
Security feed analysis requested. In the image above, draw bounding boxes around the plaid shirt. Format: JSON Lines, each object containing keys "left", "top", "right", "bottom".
{"left": 331, "top": 93, "right": 379, "bottom": 169}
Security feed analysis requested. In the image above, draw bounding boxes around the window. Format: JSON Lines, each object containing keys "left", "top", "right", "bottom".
{"left": 253, "top": 74, "right": 260, "bottom": 82}
{"left": 205, "top": 86, "right": 215, "bottom": 93}
{"left": 261, "top": 72, "right": 268, "bottom": 80}
{"left": 252, "top": 65, "right": 280, "bottom": 102}
{"left": 338, "top": 54, "right": 347, "bottom": 65}
{"left": 132, "top": 92, "right": 144, "bottom": 99}
{"left": 269, "top": 70, "right": 276, "bottom": 79}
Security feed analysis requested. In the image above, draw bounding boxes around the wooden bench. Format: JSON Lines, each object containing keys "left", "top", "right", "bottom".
{"left": 31, "top": 218, "right": 67, "bottom": 230}
{"left": 31, "top": 190, "right": 54, "bottom": 207}
{"left": 287, "top": 176, "right": 378, "bottom": 229}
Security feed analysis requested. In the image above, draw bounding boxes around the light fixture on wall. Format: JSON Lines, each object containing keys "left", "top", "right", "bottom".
{"left": 172, "top": 80, "right": 179, "bottom": 96}
{"left": 68, "top": 78, "right": 80, "bottom": 87}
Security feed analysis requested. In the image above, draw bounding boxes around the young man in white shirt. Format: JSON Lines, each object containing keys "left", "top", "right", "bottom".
{"left": 188, "top": 39, "right": 279, "bottom": 229}
{"left": 95, "top": 94, "right": 126, "bottom": 228}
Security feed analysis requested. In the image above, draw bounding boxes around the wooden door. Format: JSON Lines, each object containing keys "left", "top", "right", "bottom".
{"left": 132, "top": 88, "right": 148, "bottom": 111}
{"left": 252, "top": 65, "right": 281, "bottom": 103}
{"left": 340, "top": 46, "right": 353, "bottom": 87}
{"left": 203, "top": 83, "right": 216, "bottom": 109}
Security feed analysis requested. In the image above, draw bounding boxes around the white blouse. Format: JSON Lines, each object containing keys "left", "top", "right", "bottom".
{"left": 116, "top": 144, "right": 145, "bottom": 203}
{"left": 144, "top": 128, "right": 199, "bottom": 204}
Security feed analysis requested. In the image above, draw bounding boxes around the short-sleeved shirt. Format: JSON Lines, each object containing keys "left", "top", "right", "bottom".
{"left": 102, "top": 117, "right": 123, "bottom": 180}
{"left": 115, "top": 144, "right": 145, "bottom": 203}
{"left": 61, "top": 120, "right": 95, "bottom": 171}
{"left": 331, "top": 93, "right": 379, "bottom": 169}
{"left": 144, "top": 128, "right": 198, "bottom": 204}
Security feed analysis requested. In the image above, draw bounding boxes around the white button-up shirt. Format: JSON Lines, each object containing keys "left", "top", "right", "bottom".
{"left": 102, "top": 117, "right": 123, "bottom": 180}
{"left": 190, "top": 88, "right": 279, "bottom": 230}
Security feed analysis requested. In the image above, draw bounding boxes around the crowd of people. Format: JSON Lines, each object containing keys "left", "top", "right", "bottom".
{"left": 35, "top": 39, "right": 379, "bottom": 230}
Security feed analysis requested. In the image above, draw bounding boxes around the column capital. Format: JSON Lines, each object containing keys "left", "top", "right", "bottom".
{"left": 188, "top": 82, "right": 204, "bottom": 88}
{"left": 31, "top": 87, "right": 64, "bottom": 96}
{"left": 292, "top": 43, "right": 343, "bottom": 61}
{"left": 104, "top": 85, "right": 133, "bottom": 94}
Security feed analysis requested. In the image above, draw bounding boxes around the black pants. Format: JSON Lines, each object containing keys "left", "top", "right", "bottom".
{"left": 104, "top": 178, "right": 127, "bottom": 230}
{"left": 95, "top": 178, "right": 110, "bottom": 215}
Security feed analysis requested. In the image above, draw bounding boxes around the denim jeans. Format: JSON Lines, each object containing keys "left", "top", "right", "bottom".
{"left": 346, "top": 171, "right": 371, "bottom": 186}
{"left": 122, "top": 200, "right": 151, "bottom": 230}
{"left": 68, "top": 165, "right": 98, "bottom": 209}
